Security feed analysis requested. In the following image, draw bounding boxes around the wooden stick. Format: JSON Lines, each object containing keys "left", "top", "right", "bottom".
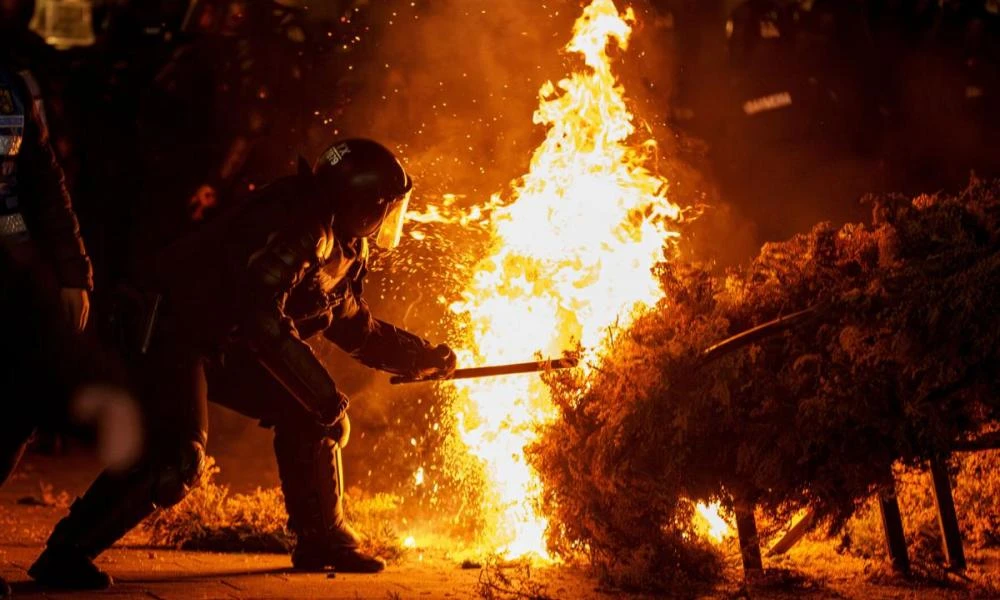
{"left": 929, "top": 457, "right": 966, "bottom": 571}
{"left": 700, "top": 307, "right": 819, "bottom": 364}
{"left": 390, "top": 356, "right": 579, "bottom": 385}
{"left": 878, "top": 478, "right": 911, "bottom": 575}
{"left": 767, "top": 508, "right": 816, "bottom": 556}
{"left": 735, "top": 506, "right": 764, "bottom": 577}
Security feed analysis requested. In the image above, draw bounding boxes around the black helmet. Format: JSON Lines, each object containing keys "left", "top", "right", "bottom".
{"left": 312, "top": 139, "right": 413, "bottom": 248}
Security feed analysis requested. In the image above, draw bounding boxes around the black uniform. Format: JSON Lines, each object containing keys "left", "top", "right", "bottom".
{"left": 0, "top": 65, "right": 92, "bottom": 290}
{"left": 1, "top": 61, "right": 95, "bottom": 478}
{"left": 31, "top": 161, "right": 449, "bottom": 584}
{"left": 1, "top": 14, "right": 95, "bottom": 586}
{"left": 0, "top": 58, "right": 122, "bottom": 596}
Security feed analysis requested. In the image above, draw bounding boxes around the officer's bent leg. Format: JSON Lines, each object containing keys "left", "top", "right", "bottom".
{"left": 205, "top": 349, "right": 382, "bottom": 572}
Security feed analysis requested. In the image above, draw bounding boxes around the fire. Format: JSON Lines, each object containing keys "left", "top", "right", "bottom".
{"left": 695, "top": 502, "right": 732, "bottom": 543}
{"left": 446, "top": 0, "right": 684, "bottom": 557}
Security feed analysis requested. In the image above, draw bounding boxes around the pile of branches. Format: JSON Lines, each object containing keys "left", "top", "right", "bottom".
{"left": 529, "top": 179, "right": 1000, "bottom": 591}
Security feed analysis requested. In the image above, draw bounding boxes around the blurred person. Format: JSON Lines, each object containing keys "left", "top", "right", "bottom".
{"left": 1, "top": 0, "right": 51, "bottom": 66}
{"left": 1, "top": 0, "right": 74, "bottom": 160}
{"left": 866, "top": 0, "right": 942, "bottom": 190}
{"left": 1, "top": 53, "right": 137, "bottom": 597}
{"left": 1, "top": 25, "right": 95, "bottom": 480}
{"left": 134, "top": 0, "right": 314, "bottom": 253}
{"left": 800, "top": 0, "right": 879, "bottom": 153}
{"left": 879, "top": 0, "right": 1000, "bottom": 191}
{"left": 948, "top": 1, "right": 1000, "bottom": 179}
{"left": 28, "top": 139, "right": 456, "bottom": 589}
{"left": 650, "top": 0, "right": 730, "bottom": 137}
{"left": 722, "top": 0, "right": 810, "bottom": 148}
{"left": 60, "top": 0, "right": 191, "bottom": 289}
{"left": 0, "top": 60, "right": 92, "bottom": 332}
{"left": 716, "top": 0, "right": 820, "bottom": 238}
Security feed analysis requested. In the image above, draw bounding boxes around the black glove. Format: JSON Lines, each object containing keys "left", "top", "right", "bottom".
{"left": 409, "top": 343, "right": 457, "bottom": 381}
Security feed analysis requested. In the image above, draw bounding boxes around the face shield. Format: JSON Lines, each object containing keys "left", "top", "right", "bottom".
{"left": 374, "top": 190, "right": 410, "bottom": 250}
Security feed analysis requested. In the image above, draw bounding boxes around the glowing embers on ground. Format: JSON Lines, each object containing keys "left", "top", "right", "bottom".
{"left": 446, "top": 0, "right": 684, "bottom": 558}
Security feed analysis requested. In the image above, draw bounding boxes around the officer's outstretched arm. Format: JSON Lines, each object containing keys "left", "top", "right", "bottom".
{"left": 243, "top": 225, "right": 348, "bottom": 426}
{"left": 324, "top": 297, "right": 455, "bottom": 380}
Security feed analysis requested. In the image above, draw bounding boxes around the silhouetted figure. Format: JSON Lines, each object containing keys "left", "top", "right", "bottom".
{"left": 29, "top": 139, "right": 455, "bottom": 590}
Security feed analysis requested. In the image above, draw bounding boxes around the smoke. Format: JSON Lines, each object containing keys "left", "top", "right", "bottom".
{"left": 336, "top": 1, "right": 578, "bottom": 197}
{"left": 323, "top": 0, "right": 700, "bottom": 383}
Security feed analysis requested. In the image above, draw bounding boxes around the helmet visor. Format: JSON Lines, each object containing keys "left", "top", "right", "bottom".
{"left": 374, "top": 191, "right": 410, "bottom": 250}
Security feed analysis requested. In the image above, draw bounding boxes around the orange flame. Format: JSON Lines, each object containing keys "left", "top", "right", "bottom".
{"left": 695, "top": 502, "right": 733, "bottom": 543}
{"left": 445, "top": 0, "right": 684, "bottom": 558}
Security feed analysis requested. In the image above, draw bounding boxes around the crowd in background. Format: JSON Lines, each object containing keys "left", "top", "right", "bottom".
{"left": 5, "top": 0, "right": 377, "bottom": 292}
{"left": 651, "top": 0, "right": 999, "bottom": 239}
{"left": 5, "top": 0, "right": 998, "bottom": 274}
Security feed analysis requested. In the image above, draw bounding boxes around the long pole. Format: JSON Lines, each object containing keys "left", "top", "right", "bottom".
{"left": 390, "top": 356, "right": 579, "bottom": 385}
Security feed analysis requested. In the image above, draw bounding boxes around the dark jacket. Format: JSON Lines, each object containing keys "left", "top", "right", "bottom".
{"left": 139, "top": 174, "right": 435, "bottom": 426}
{"left": 0, "top": 65, "right": 92, "bottom": 290}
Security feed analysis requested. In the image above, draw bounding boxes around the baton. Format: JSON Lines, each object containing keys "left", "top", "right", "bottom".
{"left": 390, "top": 356, "right": 579, "bottom": 385}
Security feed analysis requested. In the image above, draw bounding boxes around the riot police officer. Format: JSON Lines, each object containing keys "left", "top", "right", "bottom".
{"left": 1, "top": 44, "right": 94, "bottom": 598}
{"left": 28, "top": 139, "right": 456, "bottom": 589}
{"left": 0, "top": 64, "right": 91, "bottom": 321}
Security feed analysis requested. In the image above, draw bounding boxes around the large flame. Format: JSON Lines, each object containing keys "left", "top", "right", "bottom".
{"left": 446, "top": 0, "right": 684, "bottom": 557}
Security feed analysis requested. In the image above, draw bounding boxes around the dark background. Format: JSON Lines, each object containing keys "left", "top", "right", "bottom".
{"left": 11, "top": 0, "right": 1000, "bottom": 527}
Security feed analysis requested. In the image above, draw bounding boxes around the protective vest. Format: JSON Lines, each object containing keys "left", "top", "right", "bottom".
{"left": 0, "top": 68, "right": 28, "bottom": 236}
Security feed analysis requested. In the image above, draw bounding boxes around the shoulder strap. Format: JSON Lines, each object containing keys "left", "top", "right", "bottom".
{"left": 16, "top": 69, "right": 48, "bottom": 129}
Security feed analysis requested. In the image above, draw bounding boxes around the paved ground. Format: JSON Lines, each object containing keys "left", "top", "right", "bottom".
{"left": 3, "top": 453, "right": 999, "bottom": 599}
{"left": 0, "top": 453, "right": 604, "bottom": 600}
{"left": 3, "top": 547, "right": 486, "bottom": 600}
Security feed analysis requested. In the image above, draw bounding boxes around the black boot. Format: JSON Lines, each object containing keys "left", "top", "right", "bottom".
{"left": 274, "top": 428, "right": 386, "bottom": 573}
{"left": 292, "top": 535, "right": 386, "bottom": 573}
{"left": 28, "top": 547, "right": 112, "bottom": 590}
{"left": 29, "top": 469, "right": 158, "bottom": 590}
{"left": 1, "top": 575, "right": 10, "bottom": 598}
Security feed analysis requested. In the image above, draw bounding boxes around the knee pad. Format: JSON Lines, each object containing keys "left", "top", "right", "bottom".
{"left": 151, "top": 440, "right": 206, "bottom": 508}
{"left": 328, "top": 413, "right": 350, "bottom": 448}
{"left": 274, "top": 413, "right": 350, "bottom": 448}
